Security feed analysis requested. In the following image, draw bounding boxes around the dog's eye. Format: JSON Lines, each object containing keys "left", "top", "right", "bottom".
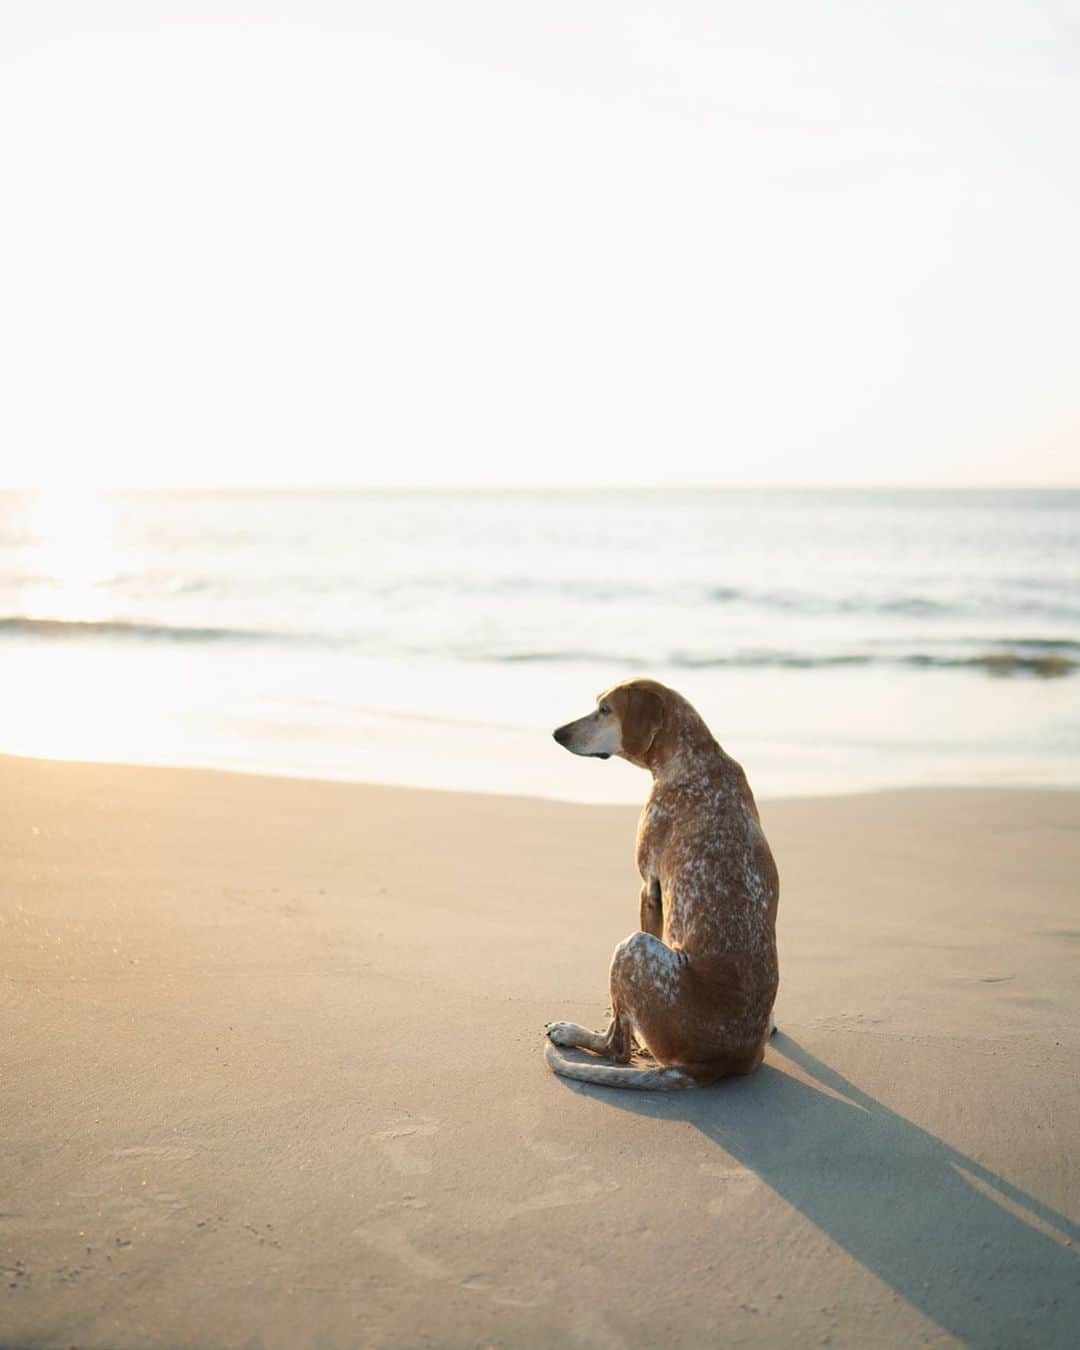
{"left": 599, "top": 703, "right": 611, "bottom": 715}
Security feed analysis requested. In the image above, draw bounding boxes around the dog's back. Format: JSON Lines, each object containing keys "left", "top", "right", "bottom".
{"left": 546, "top": 679, "right": 779, "bottom": 1090}
{"left": 639, "top": 747, "right": 779, "bottom": 1066}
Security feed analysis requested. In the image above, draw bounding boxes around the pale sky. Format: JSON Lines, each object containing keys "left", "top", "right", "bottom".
{"left": 1, "top": 1, "right": 1078, "bottom": 488}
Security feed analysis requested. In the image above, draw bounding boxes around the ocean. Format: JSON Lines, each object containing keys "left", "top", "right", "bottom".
{"left": 1, "top": 487, "right": 1077, "bottom": 802}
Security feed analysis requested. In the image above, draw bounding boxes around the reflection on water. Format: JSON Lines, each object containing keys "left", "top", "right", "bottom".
{"left": 7, "top": 490, "right": 161, "bottom": 763}
{"left": 16, "top": 489, "right": 120, "bottom": 624}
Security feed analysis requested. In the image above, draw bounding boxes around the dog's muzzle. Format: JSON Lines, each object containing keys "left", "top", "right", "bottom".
{"left": 552, "top": 724, "right": 610, "bottom": 758}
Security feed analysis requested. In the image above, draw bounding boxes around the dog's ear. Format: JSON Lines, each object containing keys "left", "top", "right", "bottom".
{"left": 618, "top": 686, "right": 664, "bottom": 760}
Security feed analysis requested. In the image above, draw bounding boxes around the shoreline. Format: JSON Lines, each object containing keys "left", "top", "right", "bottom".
{"left": 3, "top": 755, "right": 1078, "bottom": 1347}
{"left": 2, "top": 745, "right": 1079, "bottom": 809}
{"left": 4, "top": 628, "right": 1079, "bottom": 807}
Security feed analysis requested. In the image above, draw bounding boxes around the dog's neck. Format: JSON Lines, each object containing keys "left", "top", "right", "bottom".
{"left": 650, "top": 743, "right": 718, "bottom": 783}
{"left": 642, "top": 697, "right": 722, "bottom": 781}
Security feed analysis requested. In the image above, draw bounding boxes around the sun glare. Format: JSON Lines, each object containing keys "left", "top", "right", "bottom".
{"left": 4, "top": 490, "right": 169, "bottom": 765}
{"left": 19, "top": 489, "right": 120, "bottom": 624}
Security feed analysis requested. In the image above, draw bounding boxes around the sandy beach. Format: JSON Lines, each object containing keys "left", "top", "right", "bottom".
{"left": 2, "top": 754, "right": 1078, "bottom": 1348}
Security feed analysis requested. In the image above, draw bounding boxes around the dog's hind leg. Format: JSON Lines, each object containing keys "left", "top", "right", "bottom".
{"left": 545, "top": 1013, "right": 634, "bottom": 1061}
{"left": 546, "top": 929, "right": 677, "bottom": 1064}
{"left": 544, "top": 1021, "right": 606, "bottom": 1052}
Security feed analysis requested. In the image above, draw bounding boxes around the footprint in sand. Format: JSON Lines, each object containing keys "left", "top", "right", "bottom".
{"left": 374, "top": 1194, "right": 428, "bottom": 1214}
{"left": 371, "top": 1119, "right": 440, "bottom": 1175}
{"left": 111, "top": 1145, "right": 197, "bottom": 1161}
{"left": 699, "top": 1162, "right": 763, "bottom": 1216}
{"left": 523, "top": 1138, "right": 578, "bottom": 1164}
{"left": 501, "top": 1176, "right": 619, "bottom": 1221}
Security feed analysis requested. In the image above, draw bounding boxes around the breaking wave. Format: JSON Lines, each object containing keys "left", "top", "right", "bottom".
{"left": 480, "top": 646, "right": 1077, "bottom": 678}
{"left": 2, "top": 615, "right": 1075, "bottom": 677}
{"left": 0, "top": 616, "right": 288, "bottom": 644}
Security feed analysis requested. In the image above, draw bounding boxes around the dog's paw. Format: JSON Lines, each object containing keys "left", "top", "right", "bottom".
{"left": 544, "top": 1021, "right": 579, "bottom": 1046}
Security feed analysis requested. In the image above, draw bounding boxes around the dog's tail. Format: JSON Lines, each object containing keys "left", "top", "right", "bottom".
{"left": 544, "top": 1040, "right": 695, "bottom": 1091}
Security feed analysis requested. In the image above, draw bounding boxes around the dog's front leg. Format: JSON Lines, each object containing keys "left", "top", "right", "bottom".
{"left": 639, "top": 877, "right": 663, "bottom": 939}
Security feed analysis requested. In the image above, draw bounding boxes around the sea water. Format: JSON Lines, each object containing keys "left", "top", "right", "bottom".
{"left": 1, "top": 487, "right": 1077, "bottom": 802}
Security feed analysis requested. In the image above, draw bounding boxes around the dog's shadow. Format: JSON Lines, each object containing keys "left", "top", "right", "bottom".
{"left": 554, "top": 1032, "right": 1079, "bottom": 1347}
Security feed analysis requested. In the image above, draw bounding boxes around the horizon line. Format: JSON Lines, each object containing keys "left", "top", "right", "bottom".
{"left": 1, "top": 481, "right": 1079, "bottom": 494}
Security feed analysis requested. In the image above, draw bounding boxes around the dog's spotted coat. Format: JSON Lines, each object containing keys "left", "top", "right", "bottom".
{"left": 545, "top": 679, "right": 779, "bottom": 1090}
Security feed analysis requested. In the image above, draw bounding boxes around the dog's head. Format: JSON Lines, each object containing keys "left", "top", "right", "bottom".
{"left": 552, "top": 679, "right": 667, "bottom": 768}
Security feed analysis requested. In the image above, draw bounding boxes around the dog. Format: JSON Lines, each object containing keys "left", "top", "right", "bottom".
{"left": 545, "top": 678, "right": 778, "bottom": 1090}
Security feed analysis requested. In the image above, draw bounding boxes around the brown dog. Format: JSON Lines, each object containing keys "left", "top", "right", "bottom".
{"left": 545, "top": 678, "right": 778, "bottom": 1090}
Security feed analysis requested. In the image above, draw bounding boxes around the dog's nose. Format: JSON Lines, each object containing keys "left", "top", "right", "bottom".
{"left": 553, "top": 725, "right": 570, "bottom": 746}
